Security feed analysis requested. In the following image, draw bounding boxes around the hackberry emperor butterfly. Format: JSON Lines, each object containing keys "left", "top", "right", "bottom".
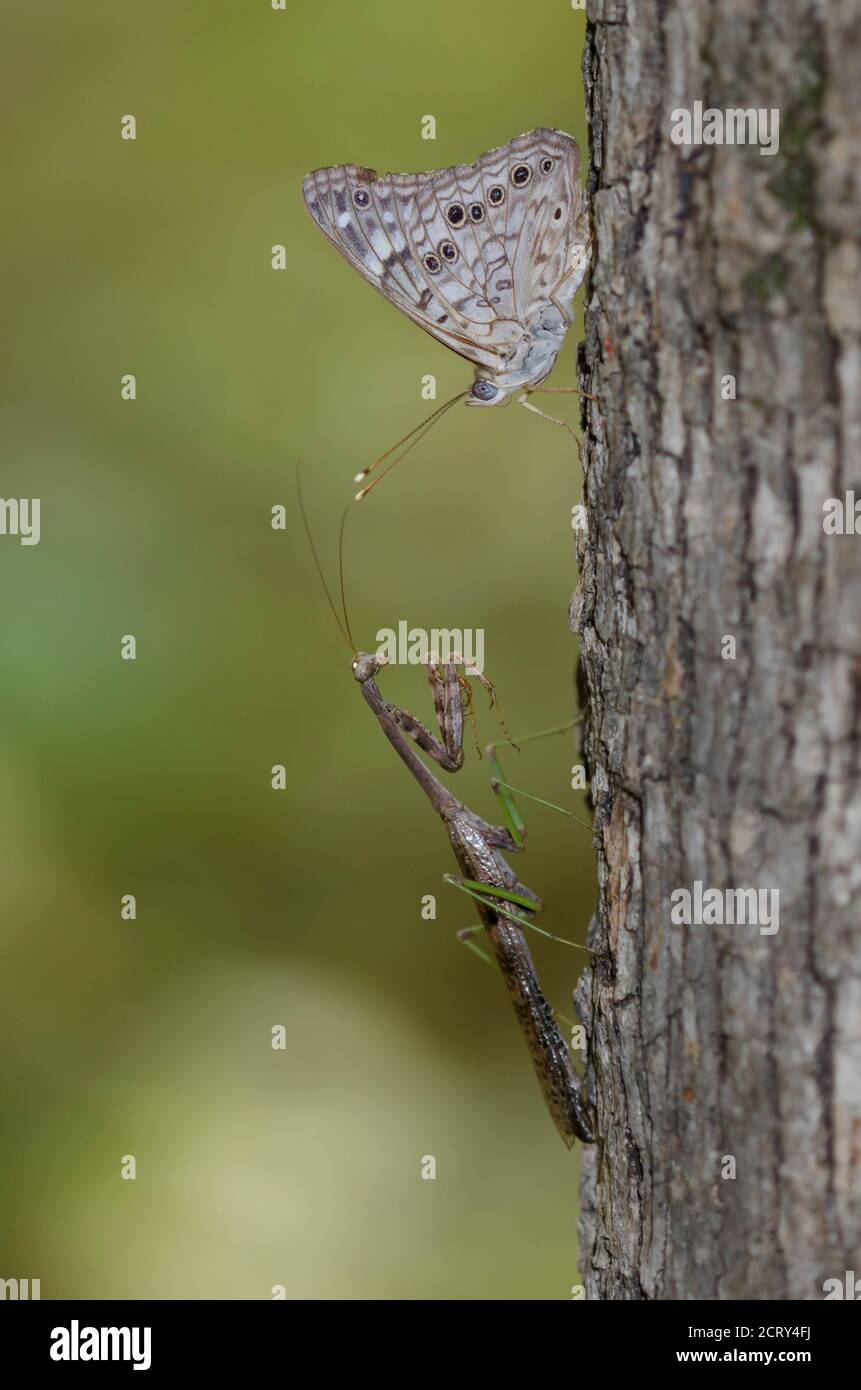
{"left": 302, "top": 128, "right": 590, "bottom": 492}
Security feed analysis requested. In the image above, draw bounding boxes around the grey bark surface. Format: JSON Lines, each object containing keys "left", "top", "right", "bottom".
{"left": 572, "top": 0, "right": 861, "bottom": 1299}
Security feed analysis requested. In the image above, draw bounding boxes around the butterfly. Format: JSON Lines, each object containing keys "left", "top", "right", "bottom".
{"left": 302, "top": 128, "right": 591, "bottom": 494}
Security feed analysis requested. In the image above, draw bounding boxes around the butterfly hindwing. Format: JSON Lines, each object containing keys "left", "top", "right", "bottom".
{"left": 498, "top": 129, "right": 584, "bottom": 320}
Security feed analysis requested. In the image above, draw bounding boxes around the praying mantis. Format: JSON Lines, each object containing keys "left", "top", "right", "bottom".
{"left": 352, "top": 648, "right": 596, "bottom": 1147}
{"left": 299, "top": 482, "right": 596, "bottom": 1147}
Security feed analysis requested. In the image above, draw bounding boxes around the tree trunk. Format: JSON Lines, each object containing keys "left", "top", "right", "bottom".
{"left": 572, "top": 0, "right": 861, "bottom": 1300}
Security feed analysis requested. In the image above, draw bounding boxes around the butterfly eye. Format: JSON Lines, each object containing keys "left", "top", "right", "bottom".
{"left": 469, "top": 203, "right": 484, "bottom": 222}
{"left": 553, "top": 207, "right": 563, "bottom": 221}
{"left": 445, "top": 203, "right": 466, "bottom": 227}
{"left": 541, "top": 158, "right": 554, "bottom": 174}
{"left": 352, "top": 188, "right": 371, "bottom": 209}
{"left": 511, "top": 164, "right": 531, "bottom": 187}
{"left": 471, "top": 379, "right": 498, "bottom": 402}
{"left": 424, "top": 252, "right": 441, "bottom": 274}
{"left": 488, "top": 185, "right": 505, "bottom": 206}
{"left": 440, "top": 241, "right": 458, "bottom": 263}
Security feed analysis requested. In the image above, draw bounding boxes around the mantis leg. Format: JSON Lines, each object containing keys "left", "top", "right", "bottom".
{"left": 456, "top": 924, "right": 497, "bottom": 969}
{"left": 486, "top": 743, "right": 527, "bottom": 849}
{"left": 388, "top": 662, "right": 464, "bottom": 771}
{"left": 445, "top": 654, "right": 514, "bottom": 746}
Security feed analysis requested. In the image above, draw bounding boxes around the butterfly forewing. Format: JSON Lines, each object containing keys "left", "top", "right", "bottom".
{"left": 302, "top": 128, "right": 588, "bottom": 387}
{"left": 304, "top": 160, "right": 504, "bottom": 372}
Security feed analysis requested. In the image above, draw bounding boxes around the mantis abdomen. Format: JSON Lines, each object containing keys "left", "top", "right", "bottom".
{"left": 446, "top": 811, "right": 595, "bottom": 1148}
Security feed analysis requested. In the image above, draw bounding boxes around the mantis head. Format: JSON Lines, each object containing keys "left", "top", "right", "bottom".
{"left": 352, "top": 651, "right": 388, "bottom": 683}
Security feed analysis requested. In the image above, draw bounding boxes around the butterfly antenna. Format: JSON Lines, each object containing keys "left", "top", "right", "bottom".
{"left": 354, "top": 389, "right": 467, "bottom": 502}
{"left": 337, "top": 505, "right": 356, "bottom": 651}
{"left": 296, "top": 464, "right": 355, "bottom": 653}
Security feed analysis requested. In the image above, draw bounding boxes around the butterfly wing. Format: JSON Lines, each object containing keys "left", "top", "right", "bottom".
{"left": 508, "top": 130, "right": 590, "bottom": 321}
{"left": 302, "top": 162, "right": 507, "bottom": 374}
{"left": 469, "top": 127, "right": 586, "bottom": 322}
{"left": 302, "top": 129, "right": 586, "bottom": 377}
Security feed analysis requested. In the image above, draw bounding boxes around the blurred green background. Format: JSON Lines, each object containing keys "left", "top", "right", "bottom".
{"left": 0, "top": 0, "right": 592, "bottom": 1299}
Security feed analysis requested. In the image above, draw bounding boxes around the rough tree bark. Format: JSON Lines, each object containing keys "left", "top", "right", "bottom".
{"left": 572, "top": 0, "right": 860, "bottom": 1299}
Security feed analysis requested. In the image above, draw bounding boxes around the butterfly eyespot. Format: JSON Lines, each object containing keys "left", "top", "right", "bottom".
{"left": 511, "top": 164, "right": 531, "bottom": 187}
{"left": 541, "top": 158, "right": 554, "bottom": 174}
{"left": 352, "top": 188, "right": 371, "bottom": 208}
{"left": 469, "top": 202, "right": 484, "bottom": 222}
{"left": 471, "top": 379, "right": 497, "bottom": 401}
{"left": 445, "top": 202, "right": 466, "bottom": 226}
{"left": 553, "top": 207, "right": 563, "bottom": 220}
{"left": 423, "top": 252, "right": 441, "bottom": 274}
{"left": 440, "top": 240, "right": 458, "bottom": 262}
{"left": 488, "top": 185, "right": 505, "bottom": 206}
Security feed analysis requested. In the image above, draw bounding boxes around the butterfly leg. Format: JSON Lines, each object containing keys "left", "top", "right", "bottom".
{"left": 518, "top": 393, "right": 583, "bottom": 462}
{"left": 528, "top": 385, "right": 598, "bottom": 403}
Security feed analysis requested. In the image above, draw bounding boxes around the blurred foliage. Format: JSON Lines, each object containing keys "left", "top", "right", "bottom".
{"left": 0, "top": 0, "right": 592, "bottom": 1298}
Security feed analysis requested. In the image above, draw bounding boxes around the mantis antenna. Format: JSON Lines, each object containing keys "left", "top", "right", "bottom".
{"left": 337, "top": 505, "right": 356, "bottom": 651}
{"left": 296, "top": 464, "right": 355, "bottom": 652}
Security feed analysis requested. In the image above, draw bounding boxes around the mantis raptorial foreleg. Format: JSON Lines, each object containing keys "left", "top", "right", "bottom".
{"left": 452, "top": 659, "right": 514, "bottom": 747}
{"left": 353, "top": 649, "right": 595, "bottom": 1147}
{"left": 391, "top": 657, "right": 513, "bottom": 760}
{"left": 390, "top": 662, "right": 464, "bottom": 770}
